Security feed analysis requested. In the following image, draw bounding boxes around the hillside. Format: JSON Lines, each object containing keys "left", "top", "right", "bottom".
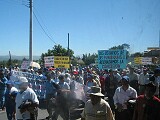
{"left": 0, "top": 55, "right": 40, "bottom": 61}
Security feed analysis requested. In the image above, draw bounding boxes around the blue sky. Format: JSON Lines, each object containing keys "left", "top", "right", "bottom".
{"left": 0, "top": 0, "right": 160, "bottom": 56}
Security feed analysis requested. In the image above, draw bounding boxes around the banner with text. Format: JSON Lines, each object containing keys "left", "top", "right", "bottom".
{"left": 134, "top": 57, "right": 142, "bottom": 64}
{"left": 44, "top": 56, "right": 54, "bottom": 67}
{"left": 134, "top": 57, "right": 152, "bottom": 65}
{"left": 21, "top": 61, "right": 30, "bottom": 70}
{"left": 98, "top": 50, "right": 127, "bottom": 69}
{"left": 54, "top": 56, "right": 70, "bottom": 68}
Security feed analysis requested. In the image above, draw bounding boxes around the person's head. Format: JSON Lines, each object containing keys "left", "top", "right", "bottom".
{"left": 113, "top": 69, "right": 118, "bottom": 75}
{"left": 87, "top": 74, "right": 93, "bottom": 81}
{"left": 144, "top": 82, "right": 156, "bottom": 99}
{"left": 109, "top": 69, "right": 113, "bottom": 76}
{"left": 0, "top": 71, "right": 4, "bottom": 78}
{"left": 58, "top": 74, "right": 65, "bottom": 82}
{"left": 6, "top": 80, "right": 14, "bottom": 89}
{"left": 121, "top": 76, "right": 130, "bottom": 86}
{"left": 15, "top": 77, "right": 28, "bottom": 92}
{"left": 46, "top": 73, "right": 51, "bottom": 80}
{"left": 0, "top": 65, "right": 3, "bottom": 68}
{"left": 90, "top": 86, "right": 104, "bottom": 105}
{"left": 143, "top": 68, "right": 148, "bottom": 74}
{"left": 65, "top": 73, "right": 70, "bottom": 78}
{"left": 129, "top": 66, "right": 134, "bottom": 73}
{"left": 154, "top": 68, "right": 160, "bottom": 77}
{"left": 79, "top": 70, "right": 83, "bottom": 75}
{"left": 121, "top": 69, "right": 127, "bottom": 76}
{"left": 84, "top": 71, "right": 88, "bottom": 75}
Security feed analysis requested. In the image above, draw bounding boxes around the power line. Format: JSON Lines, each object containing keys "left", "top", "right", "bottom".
{"left": 33, "top": 6, "right": 57, "bottom": 44}
{"left": 1, "top": 0, "right": 57, "bottom": 45}
{"left": 33, "top": 11, "right": 57, "bottom": 45}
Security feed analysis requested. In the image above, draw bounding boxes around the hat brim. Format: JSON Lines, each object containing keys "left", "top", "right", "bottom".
{"left": 6, "top": 82, "right": 13, "bottom": 85}
{"left": 14, "top": 81, "right": 29, "bottom": 85}
{"left": 14, "top": 81, "right": 22, "bottom": 85}
{"left": 90, "top": 93, "right": 104, "bottom": 97}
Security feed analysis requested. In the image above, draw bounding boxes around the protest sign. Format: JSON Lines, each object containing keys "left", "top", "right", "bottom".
{"left": 134, "top": 57, "right": 152, "bottom": 65}
{"left": 134, "top": 57, "right": 142, "bottom": 64}
{"left": 142, "top": 57, "right": 152, "bottom": 65}
{"left": 44, "top": 56, "right": 54, "bottom": 67}
{"left": 54, "top": 56, "right": 70, "bottom": 68}
{"left": 21, "top": 61, "right": 30, "bottom": 70}
{"left": 98, "top": 50, "right": 127, "bottom": 69}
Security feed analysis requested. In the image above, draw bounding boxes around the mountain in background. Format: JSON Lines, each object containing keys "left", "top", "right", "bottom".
{"left": 0, "top": 55, "right": 40, "bottom": 61}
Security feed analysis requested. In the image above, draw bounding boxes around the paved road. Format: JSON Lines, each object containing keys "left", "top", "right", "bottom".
{"left": 0, "top": 107, "right": 83, "bottom": 120}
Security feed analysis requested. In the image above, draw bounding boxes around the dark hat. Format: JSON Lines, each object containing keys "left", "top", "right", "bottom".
{"left": 122, "top": 76, "right": 129, "bottom": 82}
{"left": 87, "top": 74, "right": 93, "bottom": 79}
{"left": 145, "top": 82, "right": 156, "bottom": 92}
{"left": 145, "top": 82, "right": 156, "bottom": 88}
{"left": 154, "top": 68, "right": 160, "bottom": 74}
{"left": 58, "top": 74, "right": 65, "bottom": 80}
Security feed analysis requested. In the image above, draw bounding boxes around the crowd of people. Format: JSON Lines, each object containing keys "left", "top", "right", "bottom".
{"left": 0, "top": 64, "right": 160, "bottom": 120}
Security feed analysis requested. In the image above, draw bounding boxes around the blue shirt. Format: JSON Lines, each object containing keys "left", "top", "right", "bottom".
{"left": 58, "top": 81, "right": 70, "bottom": 98}
{"left": 45, "top": 80, "right": 57, "bottom": 95}
{"left": 0, "top": 77, "right": 8, "bottom": 90}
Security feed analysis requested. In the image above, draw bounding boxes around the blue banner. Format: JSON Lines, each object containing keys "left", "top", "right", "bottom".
{"left": 98, "top": 50, "right": 127, "bottom": 70}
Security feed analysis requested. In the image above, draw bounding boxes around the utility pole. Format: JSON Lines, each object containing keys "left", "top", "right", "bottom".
{"left": 159, "top": 30, "right": 160, "bottom": 48}
{"left": 68, "top": 33, "right": 70, "bottom": 57}
{"left": 9, "top": 51, "right": 12, "bottom": 71}
{"left": 29, "top": 0, "right": 33, "bottom": 62}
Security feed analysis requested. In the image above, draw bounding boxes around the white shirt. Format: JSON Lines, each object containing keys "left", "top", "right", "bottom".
{"left": 10, "top": 86, "right": 18, "bottom": 94}
{"left": 139, "top": 73, "right": 150, "bottom": 85}
{"left": 127, "top": 72, "right": 139, "bottom": 82}
{"left": 113, "top": 86, "right": 137, "bottom": 109}
{"left": 15, "top": 87, "right": 39, "bottom": 120}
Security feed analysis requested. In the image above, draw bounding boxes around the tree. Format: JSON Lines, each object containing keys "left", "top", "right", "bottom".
{"left": 40, "top": 44, "right": 74, "bottom": 65}
{"left": 82, "top": 53, "right": 98, "bottom": 65}
{"left": 109, "top": 43, "right": 130, "bottom": 58}
{"left": 109, "top": 43, "right": 130, "bottom": 50}
{"left": 131, "top": 52, "right": 143, "bottom": 57}
{"left": 0, "top": 59, "right": 22, "bottom": 68}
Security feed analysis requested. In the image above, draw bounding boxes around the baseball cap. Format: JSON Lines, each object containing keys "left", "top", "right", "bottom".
{"left": 14, "top": 77, "right": 28, "bottom": 85}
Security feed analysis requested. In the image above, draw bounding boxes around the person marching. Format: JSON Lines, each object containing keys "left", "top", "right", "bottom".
{"left": 45, "top": 73, "right": 58, "bottom": 120}
{"left": 149, "top": 68, "right": 160, "bottom": 98}
{"left": 15, "top": 77, "right": 39, "bottom": 120}
{"left": 54, "top": 74, "right": 70, "bottom": 120}
{"left": 5, "top": 80, "right": 18, "bottom": 120}
{"left": 132, "top": 82, "right": 160, "bottom": 120}
{"left": 81, "top": 86, "right": 114, "bottom": 120}
{"left": 113, "top": 76, "right": 137, "bottom": 120}
{"left": 0, "top": 70, "right": 8, "bottom": 110}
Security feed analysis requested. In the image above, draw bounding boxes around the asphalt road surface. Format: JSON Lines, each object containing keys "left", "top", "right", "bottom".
{"left": 0, "top": 107, "right": 83, "bottom": 120}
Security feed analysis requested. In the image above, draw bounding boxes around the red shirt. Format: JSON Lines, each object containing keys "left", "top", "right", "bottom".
{"left": 99, "top": 76, "right": 105, "bottom": 91}
{"left": 133, "top": 95, "right": 160, "bottom": 120}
